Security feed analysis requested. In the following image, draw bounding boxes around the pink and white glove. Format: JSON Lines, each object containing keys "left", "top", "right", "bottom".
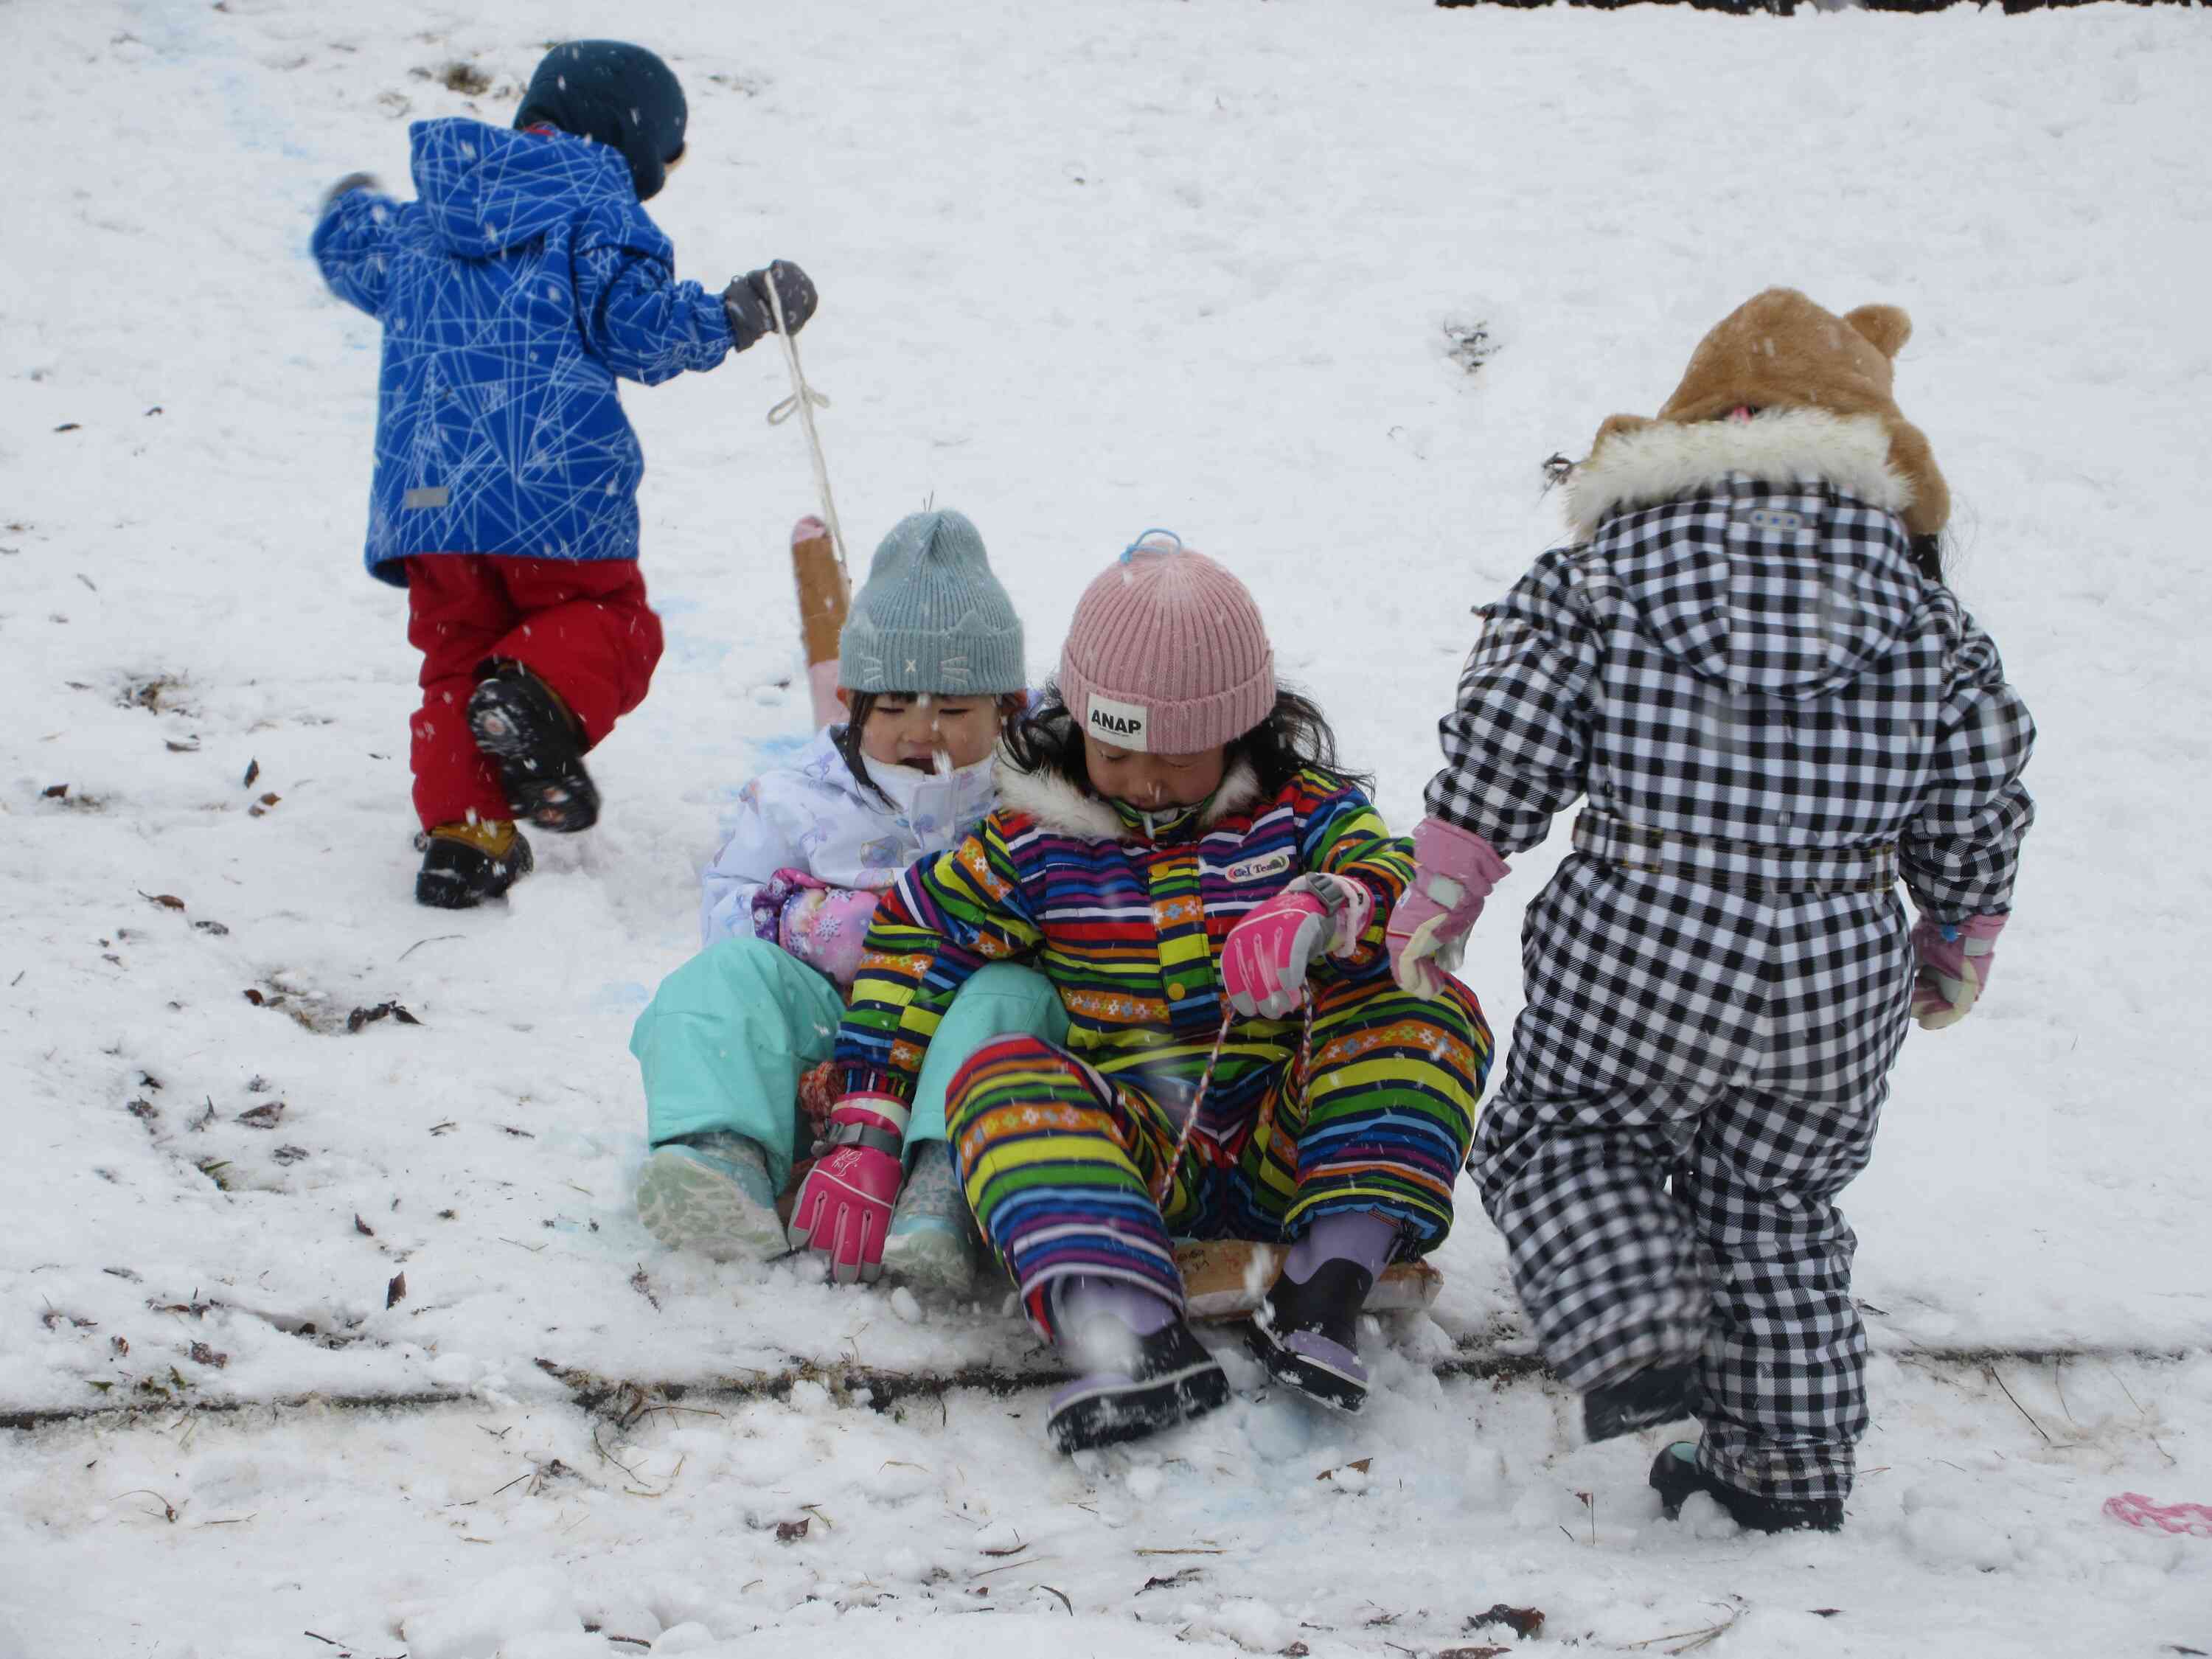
{"left": 1388, "top": 816, "right": 1511, "bottom": 999}
{"left": 1910, "top": 912, "right": 2006, "bottom": 1031}
{"left": 1222, "top": 891, "right": 1329, "bottom": 1020}
{"left": 787, "top": 1094, "right": 907, "bottom": 1283}
{"left": 780, "top": 886, "right": 882, "bottom": 986}
{"left": 1220, "top": 874, "right": 1374, "bottom": 1020}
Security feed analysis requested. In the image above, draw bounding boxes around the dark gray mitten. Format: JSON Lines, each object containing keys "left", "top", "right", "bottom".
{"left": 722, "top": 260, "right": 818, "bottom": 349}
{"left": 318, "top": 173, "right": 382, "bottom": 216}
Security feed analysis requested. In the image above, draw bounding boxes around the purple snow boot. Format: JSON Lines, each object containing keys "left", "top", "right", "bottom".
{"left": 1046, "top": 1278, "right": 1230, "bottom": 1455}
{"left": 1248, "top": 1212, "right": 1397, "bottom": 1413}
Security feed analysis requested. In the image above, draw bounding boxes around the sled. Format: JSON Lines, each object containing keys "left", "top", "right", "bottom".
{"left": 791, "top": 515, "right": 849, "bottom": 731}
{"left": 1173, "top": 1239, "right": 1442, "bottom": 1323}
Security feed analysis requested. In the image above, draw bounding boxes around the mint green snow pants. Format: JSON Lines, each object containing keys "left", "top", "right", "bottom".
{"left": 630, "top": 936, "right": 1066, "bottom": 1192}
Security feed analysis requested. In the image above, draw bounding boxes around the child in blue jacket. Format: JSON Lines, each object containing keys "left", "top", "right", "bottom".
{"left": 313, "top": 40, "right": 815, "bottom": 907}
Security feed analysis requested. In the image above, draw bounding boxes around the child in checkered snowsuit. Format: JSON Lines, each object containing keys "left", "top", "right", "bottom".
{"left": 788, "top": 534, "right": 1493, "bottom": 1455}
{"left": 1388, "top": 291, "right": 2034, "bottom": 1533}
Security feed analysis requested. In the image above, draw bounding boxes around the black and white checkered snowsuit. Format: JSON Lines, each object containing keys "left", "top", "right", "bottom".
{"left": 1430, "top": 473, "right": 2034, "bottom": 1506}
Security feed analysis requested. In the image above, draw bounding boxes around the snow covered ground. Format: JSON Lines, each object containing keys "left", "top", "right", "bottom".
{"left": 7, "top": 1350, "right": 2211, "bottom": 1658}
{"left": 2, "top": 0, "right": 2208, "bottom": 1654}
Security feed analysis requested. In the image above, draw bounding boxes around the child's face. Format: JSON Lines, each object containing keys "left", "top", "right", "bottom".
{"left": 1082, "top": 736, "right": 1226, "bottom": 810}
{"left": 851, "top": 694, "right": 1003, "bottom": 773}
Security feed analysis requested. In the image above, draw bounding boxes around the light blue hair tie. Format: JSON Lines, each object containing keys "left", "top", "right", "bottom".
{"left": 1121, "top": 528, "right": 1183, "bottom": 563}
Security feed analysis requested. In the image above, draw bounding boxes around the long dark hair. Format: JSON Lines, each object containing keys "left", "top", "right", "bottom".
{"left": 832, "top": 689, "right": 1026, "bottom": 809}
{"left": 1003, "top": 682, "right": 1371, "bottom": 800}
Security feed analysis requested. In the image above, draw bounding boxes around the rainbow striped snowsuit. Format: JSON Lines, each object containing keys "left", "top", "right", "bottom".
{"left": 835, "top": 760, "right": 1492, "bottom": 1334}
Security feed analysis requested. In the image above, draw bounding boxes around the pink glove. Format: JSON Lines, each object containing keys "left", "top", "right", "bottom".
{"left": 1910, "top": 912, "right": 2006, "bottom": 1031}
{"left": 1388, "top": 816, "right": 1510, "bottom": 998}
{"left": 781, "top": 886, "right": 882, "bottom": 986}
{"left": 750, "top": 866, "right": 827, "bottom": 942}
{"left": 787, "top": 1094, "right": 907, "bottom": 1283}
{"left": 1222, "top": 890, "right": 1331, "bottom": 1020}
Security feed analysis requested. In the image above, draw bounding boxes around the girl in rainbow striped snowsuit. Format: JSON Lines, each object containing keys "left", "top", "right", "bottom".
{"left": 784, "top": 534, "right": 1493, "bottom": 1453}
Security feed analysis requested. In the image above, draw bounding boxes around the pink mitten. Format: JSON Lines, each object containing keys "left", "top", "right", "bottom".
{"left": 1388, "top": 816, "right": 1511, "bottom": 998}
{"left": 1222, "top": 891, "right": 1330, "bottom": 1020}
{"left": 787, "top": 1094, "right": 906, "bottom": 1283}
{"left": 781, "top": 886, "right": 882, "bottom": 986}
{"left": 1910, "top": 912, "right": 2006, "bottom": 1031}
{"left": 750, "top": 866, "right": 827, "bottom": 943}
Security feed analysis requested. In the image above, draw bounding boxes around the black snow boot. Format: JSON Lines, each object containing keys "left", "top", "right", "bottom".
{"left": 1246, "top": 1211, "right": 1397, "bottom": 1413}
{"left": 467, "top": 663, "right": 600, "bottom": 833}
{"left": 1248, "top": 1259, "right": 1374, "bottom": 1413}
{"left": 1583, "top": 1360, "right": 1702, "bottom": 1443}
{"left": 1046, "top": 1281, "right": 1230, "bottom": 1454}
{"left": 1649, "top": 1441, "right": 1844, "bottom": 1534}
{"left": 415, "top": 824, "right": 534, "bottom": 908}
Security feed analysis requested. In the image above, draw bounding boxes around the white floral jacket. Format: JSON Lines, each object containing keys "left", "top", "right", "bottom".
{"left": 698, "top": 728, "right": 1000, "bottom": 950}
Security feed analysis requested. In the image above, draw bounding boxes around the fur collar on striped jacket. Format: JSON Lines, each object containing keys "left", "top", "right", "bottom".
{"left": 993, "top": 755, "right": 1264, "bottom": 843}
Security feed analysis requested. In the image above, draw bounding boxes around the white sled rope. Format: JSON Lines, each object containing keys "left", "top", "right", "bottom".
{"left": 764, "top": 279, "right": 847, "bottom": 577}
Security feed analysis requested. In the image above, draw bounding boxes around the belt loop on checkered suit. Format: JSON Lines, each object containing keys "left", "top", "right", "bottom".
{"left": 1571, "top": 810, "right": 1896, "bottom": 896}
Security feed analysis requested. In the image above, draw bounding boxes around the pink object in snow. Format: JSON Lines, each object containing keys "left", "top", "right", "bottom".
{"left": 2103, "top": 1492, "right": 2212, "bottom": 1538}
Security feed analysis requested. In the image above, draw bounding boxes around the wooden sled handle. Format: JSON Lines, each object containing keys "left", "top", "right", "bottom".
{"left": 793, "top": 515, "right": 849, "bottom": 664}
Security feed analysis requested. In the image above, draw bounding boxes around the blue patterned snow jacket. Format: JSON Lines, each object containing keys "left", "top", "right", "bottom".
{"left": 312, "top": 117, "right": 735, "bottom": 586}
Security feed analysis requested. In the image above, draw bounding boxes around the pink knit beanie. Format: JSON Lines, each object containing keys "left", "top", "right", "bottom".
{"left": 1058, "top": 530, "right": 1276, "bottom": 755}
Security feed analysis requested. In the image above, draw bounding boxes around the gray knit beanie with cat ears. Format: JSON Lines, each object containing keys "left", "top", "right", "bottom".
{"left": 837, "top": 510, "right": 1026, "bottom": 696}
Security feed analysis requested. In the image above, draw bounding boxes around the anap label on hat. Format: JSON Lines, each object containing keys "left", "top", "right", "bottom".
{"left": 1085, "top": 693, "right": 1150, "bottom": 753}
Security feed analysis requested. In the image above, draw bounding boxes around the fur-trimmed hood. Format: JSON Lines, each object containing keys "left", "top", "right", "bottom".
{"left": 993, "top": 753, "right": 1265, "bottom": 843}
{"left": 1578, "top": 288, "right": 1949, "bottom": 538}
{"left": 1567, "top": 428, "right": 1930, "bottom": 701}
{"left": 1565, "top": 408, "right": 1913, "bottom": 542}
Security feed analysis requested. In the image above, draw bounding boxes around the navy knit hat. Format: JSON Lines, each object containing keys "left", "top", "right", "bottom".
{"left": 514, "top": 41, "right": 686, "bottom": 201}
{"left": 838, "top": 512, "right": 1026, "bottom": 696}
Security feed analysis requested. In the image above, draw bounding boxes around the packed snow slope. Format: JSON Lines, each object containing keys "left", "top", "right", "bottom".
{"left": 7, "top": 1350, "right": 2211, "bottom": 1659}
{"left": 1, "top": 0, "right": 2208, "bottom": 1653}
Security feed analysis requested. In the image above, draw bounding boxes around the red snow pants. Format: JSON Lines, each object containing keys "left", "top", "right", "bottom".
{"left": 403, "top": 554, "right": 664, "bottom": 832}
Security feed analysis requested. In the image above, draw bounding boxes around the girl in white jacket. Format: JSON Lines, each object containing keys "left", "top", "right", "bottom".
{"left": 630, "top": 511, "right": 1062, "bottom": 1290}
